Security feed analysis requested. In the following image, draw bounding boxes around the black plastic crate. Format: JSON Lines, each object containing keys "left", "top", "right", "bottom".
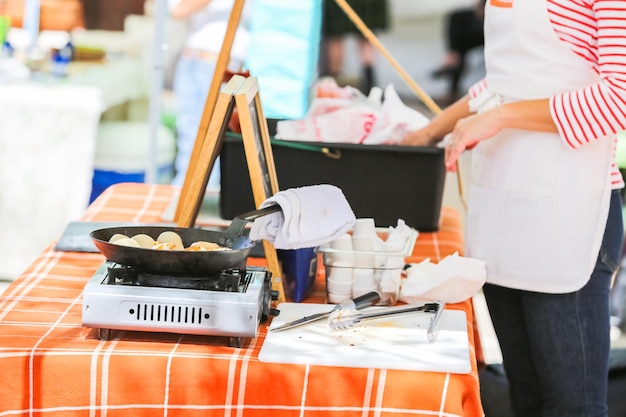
{"left": 219, "top": 136, "right": 446, "bottom": 231}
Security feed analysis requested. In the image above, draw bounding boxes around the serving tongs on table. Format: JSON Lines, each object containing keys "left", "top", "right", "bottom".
{"left": 328, "top": 301, "right": 446, "bottom": 343}
{"left": 270, "top": 291, "right": 381, "bottom": 332}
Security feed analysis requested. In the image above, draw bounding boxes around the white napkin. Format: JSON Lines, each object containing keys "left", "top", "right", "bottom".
{"left": 249, "top": 184, "right": 356, "bottom": 250}
{"left": 399, "top": 252, "right": 486, "bottom": 304}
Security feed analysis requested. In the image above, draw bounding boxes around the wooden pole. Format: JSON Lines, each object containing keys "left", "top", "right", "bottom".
{"left": 333, "top": 0, "right": 466, "bottom": 209}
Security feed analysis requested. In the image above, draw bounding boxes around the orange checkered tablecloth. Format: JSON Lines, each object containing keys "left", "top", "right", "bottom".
{"left": 0, "top": 183, "right": 485, "bottom": 417}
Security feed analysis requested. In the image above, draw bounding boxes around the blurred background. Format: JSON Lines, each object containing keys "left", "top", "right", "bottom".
{"left": 0, "top": 0, "right": 480, "bottom": 282}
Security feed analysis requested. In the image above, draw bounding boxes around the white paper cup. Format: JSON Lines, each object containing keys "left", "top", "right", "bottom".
{"left": 326, "top": 235, "right": 355, "bottom": 265}
{"left": 351, "top": 236, "right": 375, "bottom": 251}
{"left": 327, "top": 280, "right": 353, "bottom": 296}
{"left": 330, "top": 233, "right": 353, "bottom": 250}
{"left": 327, "top": 292, "right": 351, "bottom": 304}
{"left": 327, "top": 264, "right": 353, "bottom": 284}
{"left": 328, "top": 253, "right": 354, "bottom": 265}
{"left": 352, "top": 268, "right": 376, "bottom": 289}
{"left": 351, "top": 236, "right": 375, "bottom": 268}
{"left": 353, "top": 218, "right": 376, "bottom": 237}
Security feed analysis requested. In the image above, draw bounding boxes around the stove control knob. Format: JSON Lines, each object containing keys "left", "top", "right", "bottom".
{"left": 269, "top": 308, "right": 281, "bottom": 317}
{"left": 270, "top": 290, "right": 280, "bottom": 301}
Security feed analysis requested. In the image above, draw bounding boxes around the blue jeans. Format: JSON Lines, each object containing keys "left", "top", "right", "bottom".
{"left": 483, "top": 190, "right": 624, "bottom": 417}
{"left": 171, "top": 54, "right": 221, "bottom": 190}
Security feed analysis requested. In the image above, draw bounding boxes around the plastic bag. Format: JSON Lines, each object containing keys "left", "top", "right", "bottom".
{"left": 275, "top": 83, "right": 429, "bottom": 145}
{"left": 364, "top": 84, "right": 430, "bottom": 144}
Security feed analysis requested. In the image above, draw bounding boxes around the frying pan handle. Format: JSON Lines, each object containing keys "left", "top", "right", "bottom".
{"left": 219, "top": 204, "right": 283, "bottom": 246}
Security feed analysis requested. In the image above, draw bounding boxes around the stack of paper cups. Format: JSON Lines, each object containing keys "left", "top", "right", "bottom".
{"left": 351, "top": 218, "right": 376, "bottom": 267}
{"left": 351, "top": 218, "right": 378, "bottom": 298}
{"left": 327, "top": 233, "right": 353, "bottom": 265}
{"left": 326, "top": 262, "right": 353, "bottom": 303}
{"left": 326, "top": 233, "right": 354, "bottom": 303}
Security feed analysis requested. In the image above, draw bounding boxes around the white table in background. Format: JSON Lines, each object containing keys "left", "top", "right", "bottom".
{"left": 0, "top": 57, "right": 147, "bottom": 279}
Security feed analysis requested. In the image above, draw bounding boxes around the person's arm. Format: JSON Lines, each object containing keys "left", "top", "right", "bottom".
{"left": 169, "top": 0, "right": 213, "bottom": 19}
{"left": 401, "top": 95, "right": 474, "bottom": 146}
{"left": 404, "top": 80, "right": 556, "bottom": 172}
{"left": 548, "top": 1, "right": 626, "bottom": 151}
{"left": 445, "top": 98, "right": 555, "bottom": 170}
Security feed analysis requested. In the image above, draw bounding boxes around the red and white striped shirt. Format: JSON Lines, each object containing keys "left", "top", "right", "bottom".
{"left": 470, "top": 0, "right": 626, "bottom": 189}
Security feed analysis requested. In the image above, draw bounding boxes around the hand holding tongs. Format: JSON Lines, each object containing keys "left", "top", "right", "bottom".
{"left": 328, "top": 302, "right": 446, "bottom": 343}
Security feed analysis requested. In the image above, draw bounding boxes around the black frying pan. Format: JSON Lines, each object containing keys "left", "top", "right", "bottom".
{"left": 89, "top": 205, "right": 281, "bottom": 275}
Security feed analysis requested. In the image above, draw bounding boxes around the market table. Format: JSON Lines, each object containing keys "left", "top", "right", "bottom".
{"left": 0, "top": 183, "right": 485, "bottom": 417}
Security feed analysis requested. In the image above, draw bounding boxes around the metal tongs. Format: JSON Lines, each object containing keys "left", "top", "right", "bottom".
{"left": 270, "top": 291, "right": 381, "bottom": 332}
{"left": 327, "top": 302, "right": 446, "bottom": 343}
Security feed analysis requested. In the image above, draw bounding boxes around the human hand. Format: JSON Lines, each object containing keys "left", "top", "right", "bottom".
{"left": 445, "top": 110, "right": 501, "bottom": 171}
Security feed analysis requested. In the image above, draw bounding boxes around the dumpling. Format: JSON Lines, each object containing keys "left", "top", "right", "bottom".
{"left": 131, "top": 234, "right": 156, "bottom": 248}
{"left": 109, "top": 233, "right": 128, "bottom": 243}
{"left": 187, "top": 241, "right": 230, "bottom": 251}
{"left": 155, "top": 231, "right": 184, "bottom": 250}
{"left": 113, "top": 237, "right": 141, "bottom": 248}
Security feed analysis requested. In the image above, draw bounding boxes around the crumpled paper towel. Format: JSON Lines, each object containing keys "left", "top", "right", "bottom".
{"left": 399, "top": 252, "right": 486, "bottom": 304}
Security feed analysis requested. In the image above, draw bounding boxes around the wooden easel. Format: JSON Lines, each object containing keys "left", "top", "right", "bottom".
{"left": 170, "top": 0, "right": 285, "bottom": 302}
{"left": 176, "top": 74, "right": 286, "bottom": 304}
{"left": 233, "top": 77, "right": 285, "bottom": 304}
{"left": 176, "top": 75, "right": 246, "bottom": 228}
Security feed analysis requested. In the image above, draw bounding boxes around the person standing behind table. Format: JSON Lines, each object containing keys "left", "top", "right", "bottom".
{"left": 320, "top": 0, "right": 390, "bottom": 94}
{"left": 431, "top": 0, "right": 485, "bottom": 106}
{"left": 168, "top": 0, "right": 250, "bottom": 190}
{"left": 402, "top": 1, "right": 626, "bottom": 416}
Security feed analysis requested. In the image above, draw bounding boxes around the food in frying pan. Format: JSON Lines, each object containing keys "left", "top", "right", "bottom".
{"left": 109, "top": 233, "right": 129, "bottom": 243}
{"left": 187, "top": 241, "right": 230, "bottom": 251}
{"left": 112, "top": 237, "right": 141, "bottom": 248}
{"left": 131, "top": 233, "right": 156, "bottom": 248}
{"left": 152, "top": 242, "right": 180, "bottom": 250}
{"left": 107, "top": 232, "right": 230, "bottom": 251}
{"left": 156, "top": 231, "right": 184, "bottom": 250}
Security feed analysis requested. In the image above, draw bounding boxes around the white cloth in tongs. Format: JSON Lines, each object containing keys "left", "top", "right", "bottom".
{"left": 249, "top": 184, "right": 356, "bottom": 250}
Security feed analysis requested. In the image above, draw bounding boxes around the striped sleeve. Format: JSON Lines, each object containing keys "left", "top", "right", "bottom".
{"left": 468, "top": 78, "right": 488, "bottom": 100}
{"left": 548, "top": 0, "right": 626, "bottom": 149}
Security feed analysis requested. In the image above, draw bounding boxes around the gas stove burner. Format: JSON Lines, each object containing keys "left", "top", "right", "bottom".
{"left": 82, "top": 261, "right": 278, "bottom": 347}
{"left": 105, "top": 264, "right": 250, "bottom": 292}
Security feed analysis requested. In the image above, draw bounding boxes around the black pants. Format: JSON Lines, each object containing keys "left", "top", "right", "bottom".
{"left": 480, "top": 349, "right": 626, "bottom": 417}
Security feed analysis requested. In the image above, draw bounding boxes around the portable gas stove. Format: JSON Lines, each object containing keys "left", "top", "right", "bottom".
{"left": 82, "top": 261, "right": 277, "bottom": 347}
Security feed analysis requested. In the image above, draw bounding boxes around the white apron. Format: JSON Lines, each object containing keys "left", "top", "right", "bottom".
{"left": 465, "top": 0, "right": 614, "bottom": 293}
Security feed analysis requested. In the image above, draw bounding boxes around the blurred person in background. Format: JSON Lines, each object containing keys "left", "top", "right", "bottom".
{"left": 168, "top": 0, "right": 250, "bottom": 190}
{"left": 431, "top": 0, "right": 485, "bottom": 106}
{"left": 319, "top": 0, "right": 389, "bottom": 94}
